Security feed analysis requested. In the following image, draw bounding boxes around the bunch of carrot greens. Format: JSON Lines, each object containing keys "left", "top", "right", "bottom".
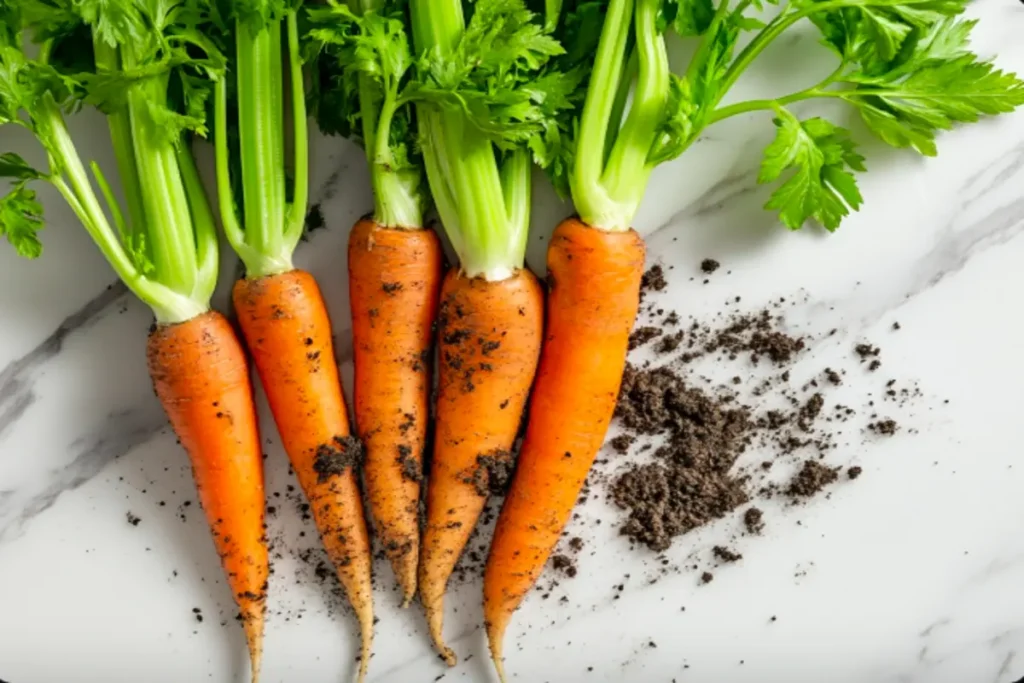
{"left": 484, "top": 0, "right": 1024, "bottom": 679}
{"left": 0, "top": 0, "right": 269, "bottom": 678}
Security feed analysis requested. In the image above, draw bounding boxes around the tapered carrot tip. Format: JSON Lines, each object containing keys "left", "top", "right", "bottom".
{"left": 487, "top": 621, "right": 508, "bottom": 683}
{"left": 400, "top": 593, "right": 413, "bottom": 610}
{"left": 244, "top": 615, "right": 264, "bottom": 683}
{"left": 356, "top": 605, "right": 374, "bottom": 683}
{"left": 425, "top": 602, "right": 457, "bottom": 666}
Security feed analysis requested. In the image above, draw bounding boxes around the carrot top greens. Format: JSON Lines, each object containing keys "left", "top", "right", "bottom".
{"left": 0, "top": 0, "right": 223, "bottom": 323}
{"left": 307, "top": 0, "right": 426, "bottom": 230}
{"left": 203, "top": 0, "right": 309, "bottom": 278}
{"left": 554, "top": 0, "right": 1024, "bottom": 232}
{"left": 405, "top": 0, "right": 578, "bottom": 280}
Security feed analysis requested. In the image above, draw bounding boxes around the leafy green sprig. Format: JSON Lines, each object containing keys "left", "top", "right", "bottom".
{"left": 555, "top": 0, "right": 1024, "bottom": 231}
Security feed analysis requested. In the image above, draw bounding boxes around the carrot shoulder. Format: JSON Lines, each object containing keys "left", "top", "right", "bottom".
{"left": 484, "top": 218, "right": 645, "bottom": 677}
{"left": 420, "top": 268, "right": 543, "bottom": 665}
{"left": 233, "top": 270, "right": 374, "bottom": 683}
{"left": 349, "top": 219, "right": 442, "bottom": 605}
{"left": 147, "top": 311, "right": 268, "bottom": 683}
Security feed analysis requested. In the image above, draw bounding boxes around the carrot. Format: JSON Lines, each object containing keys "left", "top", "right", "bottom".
{"left": 420, "top": 267, "right": 543, "bottom": 665}
{"left": 147, "top": 311, "right": 268, "bottom": 682}
{"left": 233, "top": 271, "right": 373, "bottom": 683}
{"left": 349, "top": 219, "right": 442, "bottom": 605}
{"left": 484, "top": 218, "right": 645, "bottom": 680}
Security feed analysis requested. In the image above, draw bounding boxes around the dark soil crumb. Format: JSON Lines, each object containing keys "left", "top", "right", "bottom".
{"left": 824, "top": 368, "right": 842, "bottom": 385}
{"left": 712, "top": 546, "right": 742, "bottom": 563}
{"left": 466, "top": 449, "right": 516, "bottom": 497}
{"left": 640, "top": 265, "right": 668, "bottom": 296}
{"left": 700, "top": 258, "right": 721, "bottom": 274}
{"left": 569, "top": 537, "right": 584, "bottom": 552}
{"left": 786, "top": 460, "right": 839, "bottom": 497}
{"left": 629, "top": 326, "right": 663, "bottom": 350}
{"left": 869, "top": 419, "right": 898, "bottom": 435}
{"left": 855, "top": 343, "right": 880, "bottom": 360}
{"left": 551, "top": 554, "right": 578, "bottom": 578}
{"left": 126, "top": 512, "right": 141, "bottom": 527}
{"left": 313, "top": 436, "right": 364, "bottom": 483}
{"left": 892, "top": 322, "right": 901, "bottom": 331}
{"left": 798, "top": 393, "right": 824, "bottom": 431}
{"left": 609, "top": 434, "right": 636, "bottom": 455}
{"left": 743, "top": 507, "right": 765, "bottom": 534}
{"left": 847, "top": 466, "right": 863, "bottom": 480}
{"left": 700, "top": 572, "right": 714, "bottom": 584}
{"left": 397, "top": 445, "right": 422, "bottom": 483}
{"left": 657, "top": 331, "right": 685, "bottom": 353}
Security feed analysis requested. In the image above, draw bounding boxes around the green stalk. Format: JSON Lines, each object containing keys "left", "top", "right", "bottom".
{"left": 91, "top": 37, "right": 147, "bottom": 247}
{"left": 600, "top": 0, "right": 667, "bottom": 226}
{"left": 284, "top": 11, "right": 308, "bottom": 245}
{"left": 711, "top": 0, "right": 941, "bottom": 111}
{"left": 350, "top": 2, "right": 422, "bottom": 229}
{"left": 604, "top": 48, "right": 638, "bottom": 166}
{"left": 176, "top": 143, "right": 219, "bottom": 304}
{"left": 42, "top": 98, "right": 205, "bottom": 322}
{"left": 236, "top": 18, "right": 290, "bottom": 276}
{"left": 410, "top": 0, "right": 522, "bottom": 280}
{"left": 570, "top": 0, "right": 634, "bottom": 230}
{"left": 500, "top": 149, "right": 531, "bottom": 276}
{"left": 120, "top": 49, "right": 197, "bottom": 296}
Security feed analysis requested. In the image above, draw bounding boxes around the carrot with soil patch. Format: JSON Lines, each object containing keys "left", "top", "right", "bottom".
{"left": 486, "top": 0, "right": 1024, "bottom": 678}
{"left": 0, "top": 6, "right": 268, "bottom": 679}
{"left": 405, "top": 0, "right": 573, "bottom": 663}
{"left": 308, "top": 1, "right": 442, "bottom": 605}
{"left": 207, "top": 6, "right": 374, "bottom": 679}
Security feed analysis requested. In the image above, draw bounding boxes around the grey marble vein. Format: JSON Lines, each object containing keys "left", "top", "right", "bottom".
{"left": 0, "top": 408, "right": 164, "bottom": 542}
{"left": 0, "top": 283, "right": 127, "bottom": 442}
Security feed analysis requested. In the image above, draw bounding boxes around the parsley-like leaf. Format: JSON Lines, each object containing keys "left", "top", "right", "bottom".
{"left": 0, "top": 181, "right": 45, "bottom": 258}
{"left": 759, "top": 109, "right": 865, "bottom": 231}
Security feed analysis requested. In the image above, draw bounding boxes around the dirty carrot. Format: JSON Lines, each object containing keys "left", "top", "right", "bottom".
{"left": 484, "top": 219, "right": 643, "bottom": 679}
{"left": 405, "top": 0, "right": 572, "bottom": 663}
{"left": 149, "top": 312, "right": 268, "bottom": 677}
{"left": 486, "top": 0, "right": 1024, "bottom": 677}
{"left": 348, "top": 220, "right": 441, "bottom": 604}
{"left": 308, "top": 1, "right": 441, "bottom": 605}
{"left": 233, "top": 272, "right": 373, "bottom": 681}
{"left": 208, "top": 5, "right": 375, "bottom": 679}
{"left": 0, "top": 4, "right": 269, "bottom": 679}
{"left": 420, "top": 269, "right": 542, "bottom": 663}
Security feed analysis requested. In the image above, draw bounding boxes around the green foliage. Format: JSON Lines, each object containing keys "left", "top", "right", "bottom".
{"left": 759, "top": 109, "right": 865, "bottom": 231}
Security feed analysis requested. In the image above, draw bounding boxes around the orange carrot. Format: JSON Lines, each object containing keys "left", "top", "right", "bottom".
{"left": 147, "top": 311, "right": 268, "bottom": 682}
{"left": 420, "top": 268, "right": 543, "bottom": 664}
{"left": 349, "top": 219, "right": 442, "bottom": 605}
{"left": 484, "top": 218, "right": 645, "bottom": 680}
{"left": 233, "top": 270, "right": 374, "bottom": 682}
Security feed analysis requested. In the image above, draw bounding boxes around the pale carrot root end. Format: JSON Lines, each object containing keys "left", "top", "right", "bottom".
{"left": 424, "top": 600, "right": 457, "bottom": 666}
{"left": 244, "top": 617, "right": 263, "bottom": 683}
{"left": 357, "top": 612, "right": 374, "bottom": 683}
{"left": 488, "top": 620, "right": 508, "bottom": 683}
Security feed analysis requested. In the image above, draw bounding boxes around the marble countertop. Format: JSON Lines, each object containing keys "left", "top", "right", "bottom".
{"left": 3, "top": 3, "right": 1024, "bottom": 682}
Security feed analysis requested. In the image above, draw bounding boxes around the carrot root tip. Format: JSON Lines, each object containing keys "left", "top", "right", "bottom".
{"left": 492, "top": 654, "right": 508, "bottom": 683}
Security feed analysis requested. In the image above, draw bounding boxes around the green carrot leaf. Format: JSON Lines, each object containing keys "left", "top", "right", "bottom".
{"left": 407, "top": 0, "right": 575, "bottom": 156}
{"left": 759, "top": 108, "right": 865, "bottom": 231}
{"left": 0, "top": 181, "right": 45, "bottom": 258}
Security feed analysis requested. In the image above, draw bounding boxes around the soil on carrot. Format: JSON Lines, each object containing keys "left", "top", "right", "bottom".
{"left": 313, "top": 436, "right": 364, "bottom": 483}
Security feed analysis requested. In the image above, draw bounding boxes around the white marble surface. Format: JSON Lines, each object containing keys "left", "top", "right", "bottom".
{"left": 4, "top": 4, "right": 1024, "bottom": 682}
